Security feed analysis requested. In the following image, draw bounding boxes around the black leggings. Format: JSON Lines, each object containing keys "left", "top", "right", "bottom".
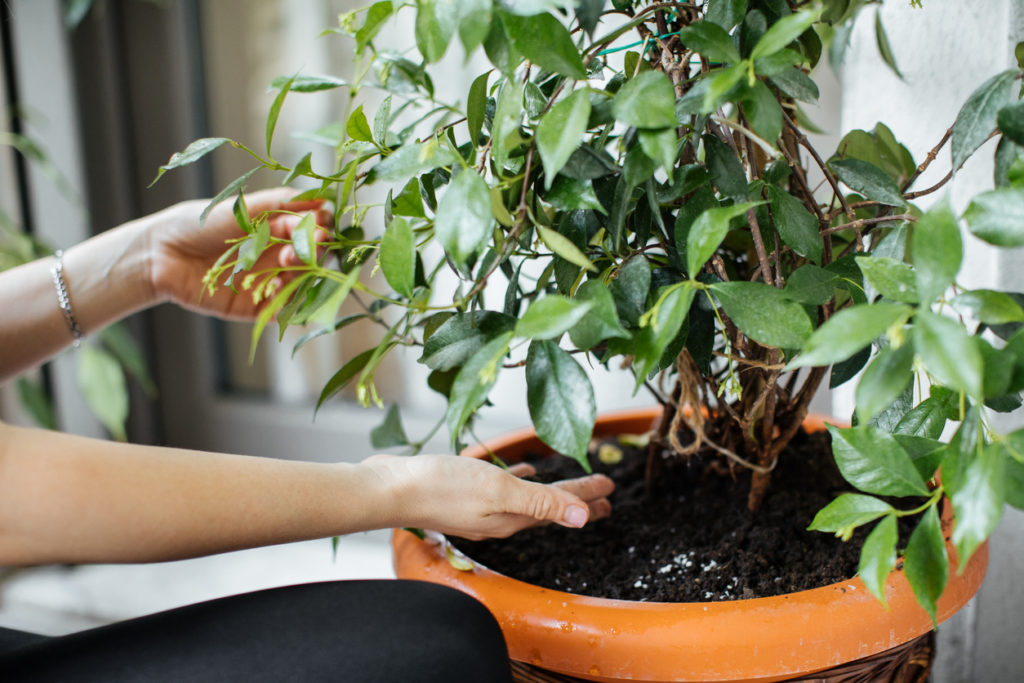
{"left": 0, "top": 580, "right": 514, "bottom": 682}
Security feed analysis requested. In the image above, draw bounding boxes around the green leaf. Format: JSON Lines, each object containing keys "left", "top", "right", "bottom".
{"left": 415, "top": 0, "right": 457, "bottom": 62}
{"left": 904, "top": 505, "right": 948, "bottom": 625}
{"left": 537, "top": 89, "right": 592, "bottom": 188}
{"left": 291, "top": 213, "right": 317, "bottom": 266}
{"left": 346, "top": 104, "right": 374, "bottom": 142}
{"left": 827, "top": 424, "right": 930, "bottom": 497}
{"left": 768, "top": 67, "right": 819, "bottom": 103}
{"left": 537, "top": 225, "right": 596, "bottom": 272}
{"left": 434, "top": 170, "right": 493, "bottom": 269}
{"left": 355, "top": 1, "right": 394, "bottom": 51}
{"left": 515, "top": 296, "right": 594, "bottom": 340}
{"left": 912, "top": 200, "right": 962, "bottom": 304}
{"left": 380, "top": 217, "right": 416, "bottom": 298}
{"left": 638, "top": 128, "right": 678, "bottom": 175}
{"left": 282, "top": 152, "right": 315, "bottom": 186}
{"left": 370, "top": 404, "right": 409, "bottom": 449}
{"left": 784, "top": 265, "right": 840, "bottom": 305}
{"left": 998, "top": 99, "right": 1024, "bottom": 147}
{"left": 855, "top": 343, "right": 914, "bottom": 424}
{"left": 635, "top": 282, "right": 697, "bottom": 381}
{"left": 767, "top": 185, "right": 822, "bottom": 264}
{"left": 546, "top": 177, "right": 606, "bottom": 213}
{"left": 526, "top": 340, "right": 596, "bottom": 469}
{"left": 703, "top": 134, "right": 748, "bottom": 199}
{"left": 749, "top": 8, "right": 820, "bottom": 62}
{"left": 873, "top": 10, "right": 903, "bottom": 80}
{"left": 307, "top": 268, "right": 361, "bottom": 330}
{"left": 269, "top": 74, "right": 348, "bottom": 93}
{"left": 568, "top": 280, "right": 630, "bottom": 349}
{"left": 76, "top": 344, "right": 129, "bottom": 441}
{"left": 964, "top": 187, "right": 1024, "bottom": 247}
{"left": 951, "top": 443, "right": 1006, "bottom": 568}
{"left": 150, "top": 137, "right": 230, "bottom": 186}
{"left": 895, "top": 389, "right": 958, "bottom": 439}
{"left": 455, "top": 0, "right": 491, "bottom": 54}
{"left": 491, "top": 79, "right": 525, "bottom": 170}
{"left": 951, "top": 69, "right": 1017, "bottom": 170}
{"left": 316, "top": 349, "right": 376, "bottom": 412}
{"left": 371, "top": 140, "right": 458, "bottom": 183}
{"left": 15, "top": 376, "right": 56, "bottom": 430}
{"left": 953, "top": 289, "right": 1024, "bottom": 324}
{"left": 895, "top": 434, "right": 945, "bottom": 481}
{"left": 467, "top": 72, "right": 490, "bottom": 145}
{"left": 1001, "top": 429, "right": 1024, "bottom": 509}
{"left": 711, "top": 281, "right": 813, "bottom": 349}
{"left": 913, "top": 310, "right": 984, "bottom": 400}
{"left": 678, "top": 22, "right": 741, "bottom": 64}
{"left": 250, "top": 274, "right": 313, "bottom": 363}
{"left": 858, "top": 515, "right": 898, "bottom": 607}
{"left": 739, "top": 79, "right": 783, "bottom": 146}
{"left": 446, "top": 332, "right": 514, "bottom": 438}
{"left": 705, "top": 0, "right": 747, "bottom": 30}
{"left": 828, "top": 158, "right": 904, "bottom": 206}
{"left": 99, "top": 322, "right": 156, "bottom": 396}
{"left": 787, "top": 303, "right": 911, "bottom": 369}
{"left": 855, "top": 256, "right": 919, "bottom": 303}
{"left": 808, "top": 493, "right": 895, "bottom": 541}
{"left": 499, "top": 11, "right": 586, "bottom": 79}
{"left": 266, "top": 74, "right": 295, "bottom": 156}
{"left": 611, "top": 71, "right": 678, "bottom": 129}
{"left": 420, "top": 311, "right": 516, "bottom": 371}
{"left": 686, "top": 202, "right": 762, "bottom": 277}
{"left": 392, "top": 179, "right": 426, "bottom": 218}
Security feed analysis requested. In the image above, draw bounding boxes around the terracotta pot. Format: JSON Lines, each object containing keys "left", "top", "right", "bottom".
{"left": 391, "top": 407, "right": 988, "bottom": 683}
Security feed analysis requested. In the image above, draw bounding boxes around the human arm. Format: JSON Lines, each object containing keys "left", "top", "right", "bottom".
{"left": 0, "top": 187, "right": 326, "bottom": 381}
{"left": 0, "top": 422, "right": 614, "bottom": 565}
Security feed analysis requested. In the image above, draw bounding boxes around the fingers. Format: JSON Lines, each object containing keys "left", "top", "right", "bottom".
{"left": 506, "top": 462, "right": 536, "bottom": 478}
{"left": 243, "top": 187, "right": 326, "bottom": 215}
{"left": 509, "top": 473, "right": 614, "bottom": 530}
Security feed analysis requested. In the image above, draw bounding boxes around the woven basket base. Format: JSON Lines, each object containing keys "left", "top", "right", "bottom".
{"left": 510, "top": 631, "right": 935, "bottom": 683}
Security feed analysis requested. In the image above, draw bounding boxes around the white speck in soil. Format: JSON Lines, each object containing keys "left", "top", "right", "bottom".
{"left": 658, "top": 564, "right": 674, "bottom": 574}
{"left": 627, "top": 546, "right": 635, "bottom": 554}
{"left": 700, "top": 559, "right": 718, "bottom": 572}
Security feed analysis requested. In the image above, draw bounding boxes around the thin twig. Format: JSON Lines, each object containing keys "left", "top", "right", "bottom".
{"left": 784, "top": 113, "right": 854, "bottom": 220}
{"left": 902, "top": 127, "right": 951, "bottom": 192}
{"left": 711, "top": 115, "right": 782, "bottom": 160}
{"left": 819, "top": 213, "right": 917, "bottom": 237}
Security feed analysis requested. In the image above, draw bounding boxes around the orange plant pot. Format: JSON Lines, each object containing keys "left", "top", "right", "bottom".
{"left": 391, "top": 407, "right": 988, "bottom": 683}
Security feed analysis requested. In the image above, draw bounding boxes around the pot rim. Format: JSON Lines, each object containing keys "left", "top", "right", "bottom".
{"left": 391, "top": 407, "right": 988, "bottom": 683}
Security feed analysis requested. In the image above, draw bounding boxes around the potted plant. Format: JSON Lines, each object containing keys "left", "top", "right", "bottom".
{"left": 157, "top": 0, "right": 1024, "bottom": 680}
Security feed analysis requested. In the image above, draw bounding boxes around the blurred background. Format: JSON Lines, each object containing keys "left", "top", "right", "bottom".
{"left": 0, "top": 1, "right": 1021, "bottom": 679}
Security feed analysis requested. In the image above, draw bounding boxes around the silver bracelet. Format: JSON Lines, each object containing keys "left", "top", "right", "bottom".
{"left": 50, "top": 249, "right": 83, "bottom": 348}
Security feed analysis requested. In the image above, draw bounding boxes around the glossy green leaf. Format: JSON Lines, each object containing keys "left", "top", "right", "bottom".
{"left": 964, "top": 187, "right": 1024, "bottom": 246}
{"left": 788, "top": 303, "right": 911, "bottom": 369}
{"left": 537, "top": 89, "right": 592, "bottom": 187}
{"left": 370, "top": 403, "right": 409, "bottom": 448}
{"left": 855, "top": 343, "right": 914, "bottom": 424}
{"left": 686, "top": 202, "right": 762, "bottom": 277}
{"left": 740, "top": 79, "right": 783, "bottom": 146}
{"left": 307, "top": 268, "right": 361, "bottom": 330}
{"left": 415, "top": 0, "right": 457, "bottom": 62}
{"left": 951, "top": 442, "right": 1006, "bottom": 568}
{"left": 371, "top": 140, "right": 458, "bottom": 183}
{"left": 380, "top": 217, "right": 415, "bottom": 298}
{"left": 855, "top": 256, "right": 919, "bottom": 303}
{"left": 634, "top": 282, "right": 696, "bottom": 381}
{"left": 895, "top": 434, "right": 945, "bottom": 481}
{"left": 456, "top": 0, "right": 492, "bottom": 53}
{"left": 499, "top": 11, "right": 586, "bottom": 79}
{"left": 768, "top": 185, "right": 822, "bottom": 264}
{"left": 858, "top": 515, "right": 898, "bottom": 606}
{"left": 446, "top": 332, "right": 514, "bottom": 438}
{"left": 515, "top": 296, "right": 594, "bottom": 340}
{"left": 291, "top": 213, "right": 317, "bottom": 266}
{"left": 15, "top": 376, "right": 55, "bottom": 430}
{"left": 346, "top": 104, "right": 374, "bottom": 142}
{"left": 609, "top": 256, "right": 652, "bottom": 326}
{"left": 99, "top": 322, "right": 156, "bottom": 397}
{"left": 704, "top": 134, "right": 748, "bottom": 199}
{"left": 952, "top": 289, "right": 1024, "bottom": 324}
{"left": 266, "top": 74, "right": 294, "bottom": 156}
{"left": 420, "top": 311, "right": 516, "bottom": 371}
{"left": 904, "top": 505, "right": 948, "bottom": 625}
{"left": 249, "top": 274, "right": 312, "bottom": 362}
{"left": 913, "top": 310, "right": 984, "bottom": 399}
{"left": 678, "top": 22, "right": 740, "bottom": 64}
{"left": 355, "top": 1, "right": 394, "bottom": 51}
{"left": 704, "top": 0, "right": 747, "bottom": 30}
{"left": 467, "top": 72, "right": 490, "bottom": 145}
{"left": 998, "top": 99, "right": 1024, "bottom": 147}
{"left": 808, "top": 493, "right": 894, "bottom": 541}
{"left": 784, "top": 265, "right": 840, "bottom": 306}
{"left": 828, "top": 158, "right": 904, "bottom": 206}
{"left": 749, "top": 8, "right": 820, "bottom": 62}
{"left": 317, "top": 349, "right": 375, "bottom": 412}
{"left": 269, "top": 74, "right": 348, "bottom": 93}
{"left": 1001, "top": 429, "right": 1024, "bottom": 509}
{"left": 894, "top": 392, "right": 958, "bottom": 440}
{"left": 827, "top": 424, "right": 930, "bottom": 497}
{"left": 611, "top": 71, "right": 678, "bottom": 129}
{"left": 76, "top": 344, "right": 129, "bottom": 441}
{"left": 711, "top": 281, "right": 812, "bottom": 349}
{"left": 951, "top": 69, "right": 1016, "bottom": 170}
{"left": 768, "top": 67, "right": 819, "bottom": 103}
{"left": 537, "top": 225, "right": 596, "bottom": 272}
{"left": 912, "top": 200, "right": 962, "bottom": 304}
{"left": 638, "top": 128, "right": 678, "bottom": 174}
{"left": 150, "top": 137, "right": 230, "bottom": 187}
{"left": 526, "top": 340, "right": 596, "bottom": 469}
{"left": 491, "top": 79, "right": 525, "bottom": 169}
{"left": 568, "top": 280, "right": 630, "bottom": 350}
{"left": 873, "top": 10, "right": 903, "bottom": 80}
{"left": 546, "top": 177, "right": 606, "bottom": 213}
{"left": 435, "top": 170, "right": 493, "bottom": 269}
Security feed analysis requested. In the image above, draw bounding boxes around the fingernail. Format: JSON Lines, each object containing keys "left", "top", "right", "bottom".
{"left": 564, "top": 506, "right": 588, "bottom": 528}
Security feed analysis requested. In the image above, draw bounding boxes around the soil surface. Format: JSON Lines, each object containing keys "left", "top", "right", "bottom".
{"left": 453, "top": 428, "right": 907, "bottom": 602}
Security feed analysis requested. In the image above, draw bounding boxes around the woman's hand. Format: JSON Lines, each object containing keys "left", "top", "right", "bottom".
{"left": 363, "top": 454, "right": 615, "bottom": 541}
{"left": 148, "top": 187, "right": 331, "bottom": 321}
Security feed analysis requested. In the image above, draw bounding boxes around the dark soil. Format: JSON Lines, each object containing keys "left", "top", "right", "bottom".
{"left": 453, "top": 428, "right": 907, "bottom": 603}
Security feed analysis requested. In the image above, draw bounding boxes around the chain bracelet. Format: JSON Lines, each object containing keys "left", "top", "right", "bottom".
{"left": 50, "top": 249, "right": 83, "bottom": 348}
